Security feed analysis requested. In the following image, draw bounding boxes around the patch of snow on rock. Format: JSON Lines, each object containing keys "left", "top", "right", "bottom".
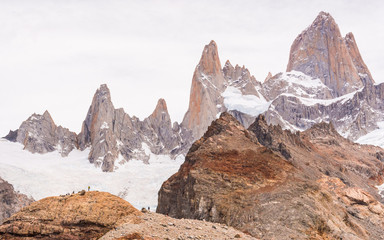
{"left": 222, "top": 86, "right": 271, "bottom": 116}
{"left": 356, "top": 121, "right": 384, "bottom": 148}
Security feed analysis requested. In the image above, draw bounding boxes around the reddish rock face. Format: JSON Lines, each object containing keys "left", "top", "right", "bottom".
{"left": 287, "top": 11, "right": 374, "bottom": 97}
{"left": 181, "top": 40, "right": 227, "bottom": 141}
{"left": 0, "top": 191, "right": 142, "bottom": 240}
{"left": 158, "top": 113, "right": 384, "bottom": 239}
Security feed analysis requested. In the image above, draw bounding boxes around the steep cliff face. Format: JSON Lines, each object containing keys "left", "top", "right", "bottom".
{"left": 0, "top": 191, "right": 141, "bottom": 240}
{"left": 5, "top": 111, "right": 77, "bottom": 157}
{"left": 181, "top": 40, "right": 227, "bottom": 141}
{"left": 287, "top": 11, "right": 373, "bottom": 97}
{"left": 157, "top": 113, "right": 384, "bottom": 239}
{"left": 0, "top": 177, "right": 33, "bottom": 224}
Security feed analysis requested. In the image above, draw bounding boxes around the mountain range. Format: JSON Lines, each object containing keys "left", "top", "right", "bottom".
{"left": 3, "top": 11, "right": 384, "bottom": 173}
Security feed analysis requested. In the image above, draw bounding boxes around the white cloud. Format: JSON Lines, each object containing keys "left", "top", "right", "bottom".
{"left": 0, "top": 0, "right": 383, "bottom": 136}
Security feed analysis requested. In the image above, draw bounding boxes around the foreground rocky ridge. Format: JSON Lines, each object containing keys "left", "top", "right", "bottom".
{"left": 101, "top": 211, "right": 257, "bottom": 240}
{"left": 0, "top": 191, "right": 255, "bottom": 240}
{"left": 0, "top": 177, "right": 33, "bottom": 224}
{"left": 157, "top": 113, "right": 384, "bottom": 239}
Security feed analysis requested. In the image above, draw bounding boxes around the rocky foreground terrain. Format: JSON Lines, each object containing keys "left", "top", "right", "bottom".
{"left": 0, "top": 191, "right": 254, "bottom": 240}
{"left": 0, "top": 191, "right": 141, "bottom": 239}
{"left": 101, "top": 211, "right": 256, "bottom": 240}
{"left": 157, "top": 113, "right": 384, "bottom": 239}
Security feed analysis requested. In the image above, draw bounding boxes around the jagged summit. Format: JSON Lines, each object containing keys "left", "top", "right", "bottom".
{"left": 5, "top": 110, "right": 78, "bottom": 157}
{"left": 287, "top": 11, "right": 373, "bottom": 97}
{"left": 150, "top": 98, "right": 168, "bottom": 119}
{"left": 313, "top": 11, "right": 335, "bottom": 24}
{"left": 199, "top": 40, "right": 222, "bottom": 76}
{"left": 264, "top": 72, "right": 272, "bottom": 82}
{"left": 344, "top": 32, "right": 374, "bottom": 85}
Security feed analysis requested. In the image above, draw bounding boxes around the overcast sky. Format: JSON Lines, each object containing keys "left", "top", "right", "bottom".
{"left": 0, "top": 0, "right": 383, "bottom": 136}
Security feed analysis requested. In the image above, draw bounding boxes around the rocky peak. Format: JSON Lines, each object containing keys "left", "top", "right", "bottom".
{"left": 198, "top": 40, "right": 222, "bottom": 77}
{"left": 313, "top": 11, "right": 336, "bottom": 27}
{"left": 78, "top": 84, "right": 118, "bottom": 171}
{"left": 286, "top": 11, "right": 369, "bottom": 97}
{"left": 344, "top": 32, "right": 374, "bottom": 85}
{"left": 3, "top": 130, "right": 18, "bottom": 142}
{"left": 78, "top": 84, "right": 115, "bottom": 150}
{"left": 181, "top": 41, "right": 227, "bottom": 140}
{"left": 264, "top": 72, "right": 272, "bottom": 82}
{"left": 149, "top": 98, "right": 168, "bottom": 120}
{"left": 9, "top": 110, "right": 77, "bottom": 157}
{"left": 200, "top": 112, "right": 249, "bottom": 140}
{"left": 223, "top": 61, "right": 261, "bottom": 96}
{"left": 143, "top": 98, "right": 181, "bottom": 155}
{"left": 75, "top": 84, "right": 186, "bottom": 171}
{"left": 222, "top": 60, "right": 234, "bottom": 76}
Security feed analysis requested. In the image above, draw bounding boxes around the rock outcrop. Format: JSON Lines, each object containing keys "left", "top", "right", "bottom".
{"left": 0, "top": 191, "right": 142, "bottom": 240}
{"left": 286, "top": 11, "right": 374, "bottom": 97}
{"left": 157, "top": 113, "right": 384, "bottom": 239}
{"left": 5, "top": 111, "right": 77, "bottom": 157}
{"left": 0, "top": 177, "right": 33, "bottom": 224}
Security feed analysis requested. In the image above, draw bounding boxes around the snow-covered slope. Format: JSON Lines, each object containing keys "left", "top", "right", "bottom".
{"left": 0, "top": 139, "right": 183, "bottom": 210}
{"left": 356, "top": 121, "right": 384, "bottom": 148}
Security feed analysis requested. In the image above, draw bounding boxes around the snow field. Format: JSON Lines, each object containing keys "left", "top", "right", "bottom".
{"left": 0, "top": 139, "right": 184, "bottom": 211}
